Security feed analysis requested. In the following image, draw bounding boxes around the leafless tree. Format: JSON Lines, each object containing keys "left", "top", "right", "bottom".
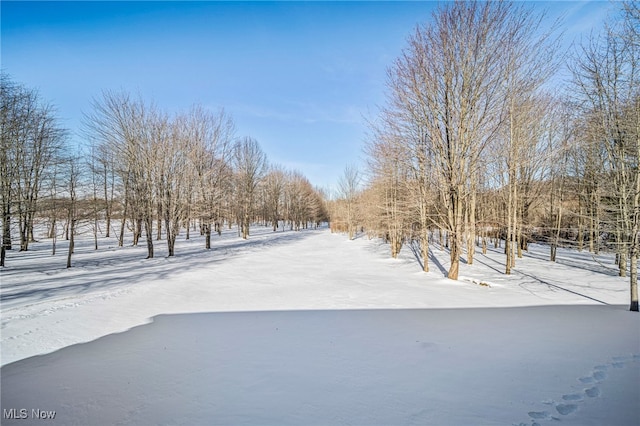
{"left": 263, "top": 166, "right": 286, "bottom": 232}
{"left": 65, "top": 156, "right": 81, "bottom": 268}
{"left": 570, "top": 1, "right": 639, "bottom": 311}
{"left": 1, "top": 74, "right": 65, "bottom": 265}
{"left": 365, "top": 123, "right": 413, "bottom": 259}
{"left": 84, "top": 91, "right": 156, "bottom": 258}
{"left": 337, "top": 164, "right": 361, "bottom": 240}
{"left": 233, "top": 137, "right": 267, "bottom": 239}
{"left": 155, "top": 111, "right": 188, "bottom": 257}
{"left": 187, "top": 106, "right": 235, "bottom": 249}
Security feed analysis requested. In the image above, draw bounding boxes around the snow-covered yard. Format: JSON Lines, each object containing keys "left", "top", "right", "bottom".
{"left": 1, "top": 226, "right": 638, "bottom": 425}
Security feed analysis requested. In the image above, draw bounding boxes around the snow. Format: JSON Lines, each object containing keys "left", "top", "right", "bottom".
{"left": 1, "top": 225, "right": 639, "bottom": 425}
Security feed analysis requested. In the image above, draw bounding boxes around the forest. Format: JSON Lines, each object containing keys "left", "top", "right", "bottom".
{"left": 1, "top": 1, "right": 639, "bottom": 311}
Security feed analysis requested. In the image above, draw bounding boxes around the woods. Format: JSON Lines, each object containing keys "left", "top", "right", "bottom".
{"left": 328, "top": 1, "right": 640, "bottom": 311}
{"left": 1, "top": 84, "right": 328, "bottom": 267}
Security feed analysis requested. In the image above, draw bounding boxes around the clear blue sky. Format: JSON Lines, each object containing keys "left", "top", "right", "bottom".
{"left": 1, "top": 1, "right": 615, "bottom": 191}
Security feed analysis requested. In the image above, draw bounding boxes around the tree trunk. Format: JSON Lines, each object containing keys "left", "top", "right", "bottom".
{"left": 577, "top": 197, "right": 584, "bottom": 251}
{"left": 421, "top": 232, "right": 429, "bottom": 273}
{"left": 630, "top": 250, "right": 638, "bottom": 312}
{"left": 133, "top": 218, "right": 141, "bottom": 246}
{"left": 506, "top": 182, "right": 514, "bottom": 275}
{"left": 144, "top": 217, "right": 154, "bottom": 259}
{"left": 448, "top": 234, "right": 460, "bottom": 280}
{"left": 619, "top": 248, "right": 627, "bottom": 277}
{"left": 51, "top": 224, "right": 57, "bottom": 256}
{"left": 551, "top": 204, "right": 562, "bottom": 263}
{"left": 1, "top": 206, "right": 11, "bottom": 266}
{"left": 64, "top": 213, "right": 70, "bottom": 241}
{"left": 165, "top": 216, "right": 173, "bottom": 257}
{"left": 119, "top": 197, "right": 128, "bottom": 247}
{"left": 467, "top": 180, "right": 476, "bottom": 265}
{"left": 28, "top": 219, "right": 35, "bottom": 243}
{"left": 104, "top": 168, "right": 111, "bottom": 238}
{"left": 66, "top": 219, "right": 75, "bottom": 268}
{"left": 157, "top": 205, "right": 162, "bottom": 241}
{"left": 447, "top": 189, "right": 463, "bottom": 280}
{"left": 506, "top": 238, "right": 512, "bottom": 273}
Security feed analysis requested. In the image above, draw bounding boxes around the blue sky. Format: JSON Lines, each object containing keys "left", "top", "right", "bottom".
{"left": 1, "top": 1, "right": 616, "bottom": 191}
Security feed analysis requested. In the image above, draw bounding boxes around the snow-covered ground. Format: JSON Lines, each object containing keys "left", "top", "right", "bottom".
{"left": 1, "top": 225, "right": 638, "bottom": 425}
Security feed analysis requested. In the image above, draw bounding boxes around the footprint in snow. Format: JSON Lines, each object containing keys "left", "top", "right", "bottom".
{"left": 562, "top": 393, "right": 583, "bottom": 401}
{"left": 592, "top": 370, "right": 607, "bottom": 381}
{"left": 585, "top": 386, "right": 600, "bottom": 398}
{"left": 520, "top": 356, "right": 640, "bottom": 425}
{"left": 580, "top": 368, "right": 607, "bottom": 384}
{"left": 527, "top": 411, "right": 550, "bottom": 420}
{"left": 524, "top": 411, "right": 561, "bottom": 426}
{"left": 556, "top": 403, "right": 578, "bottom": 415}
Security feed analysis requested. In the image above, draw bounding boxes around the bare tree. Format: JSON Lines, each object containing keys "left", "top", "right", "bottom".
{"left": 187, "top": 106, "right": 235, "bottom": 249}
{"left": 382, "top": 2, "right": 510, "bottom": 279}
{"left": 84, "top": 91, "right": 156, "bottom": 258}
{"left": 365, "top": 123, "right": 412, "bottom": 259}
{"left": 570, "top": 1, "right": 639, "bottom": 311}
{"left": 233, "top": 137, "right": 267, "bottom": 239}
{"left": 368, "top": 1, "right": 560, "bottom": 280}
{"left": 337, "top": 164, "right": 361, "bottom": 240}
{"left": 1, "top": 74, "right": 65, "bottom": 262}
{"left": 284, "top": 170, "right": 321, "bottom": 231}
{"left": 65, "top": 157, "right": 81, "bottom": 268}
{"left": 155, "top": 111, "right": 187, "bottom": 257}
{"left": 264, "top": 166, "right": 286, "bottom": 232}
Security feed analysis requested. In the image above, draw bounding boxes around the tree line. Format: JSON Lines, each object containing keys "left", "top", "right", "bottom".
{"left": 1, "top": 84, "right": 328, "bottom": 268}
{"left": 328, "top": 1, "right": 639, "bottom": 312}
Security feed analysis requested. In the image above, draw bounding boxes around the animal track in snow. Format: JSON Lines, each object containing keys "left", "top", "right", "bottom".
{"left": 517, "top": 354, "right": 640, "bottom": 426}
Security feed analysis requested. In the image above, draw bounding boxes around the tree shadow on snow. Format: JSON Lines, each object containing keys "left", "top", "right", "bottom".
{"left": 408, "top": 241, "right": 448, "bottom": 277}
{"left": 0, "top": 229, "right": 319, "bottom": 307}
